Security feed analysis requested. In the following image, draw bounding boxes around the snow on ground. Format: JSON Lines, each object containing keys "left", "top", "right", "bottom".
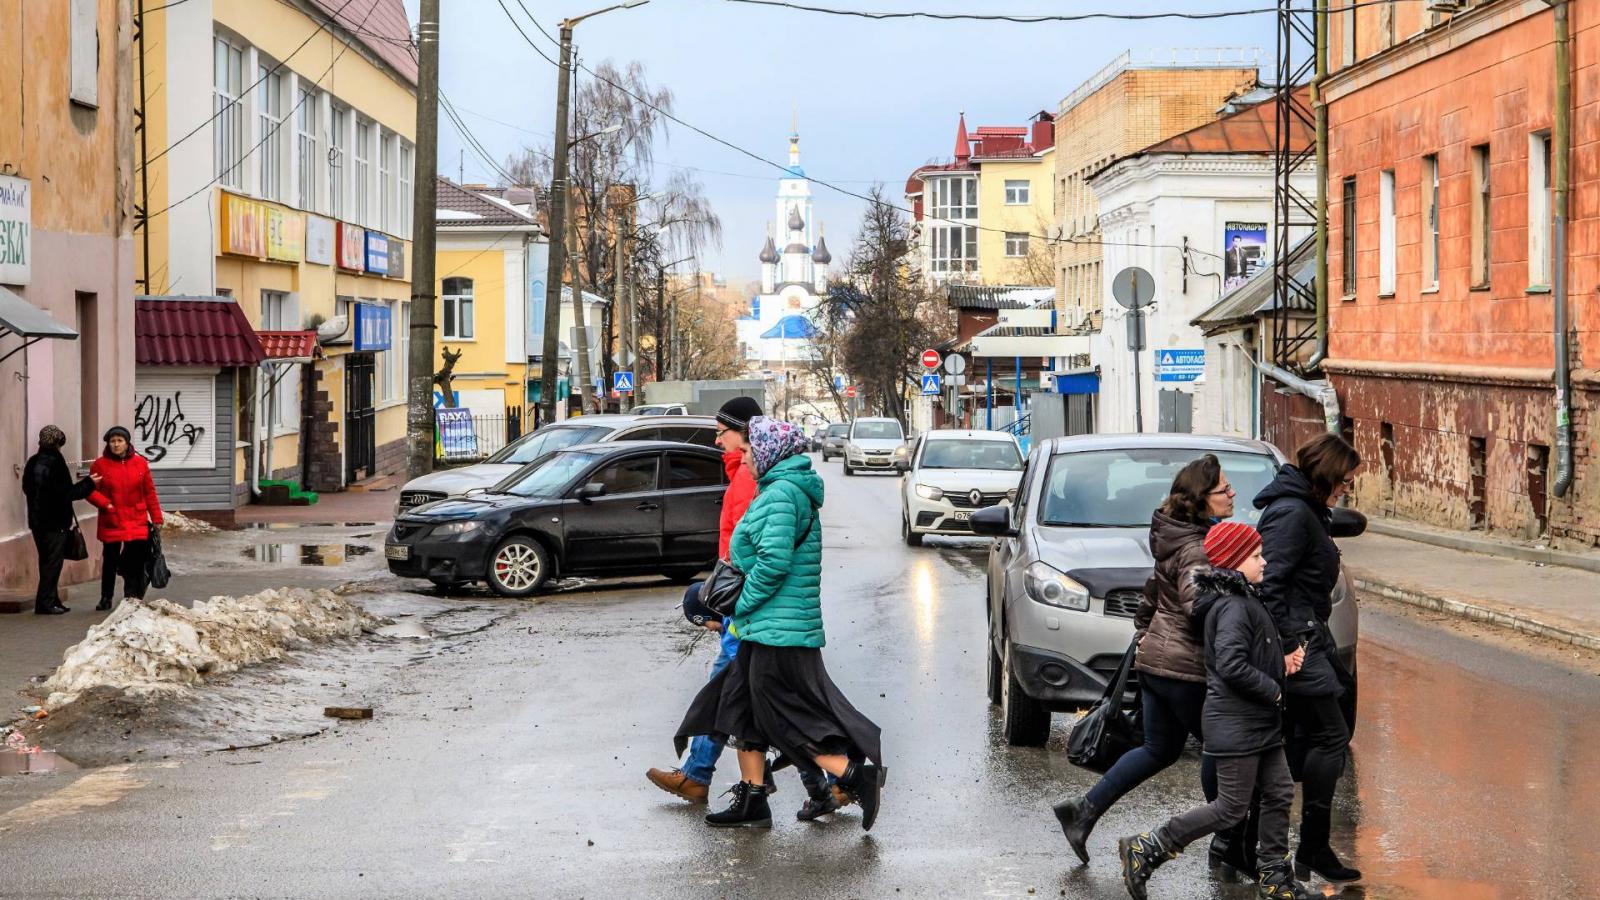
{"left": 161, "top": 511, "right": 220, "bottom": 534}
{"left": 42, "top": 588, "right": 389, "bottom": 710}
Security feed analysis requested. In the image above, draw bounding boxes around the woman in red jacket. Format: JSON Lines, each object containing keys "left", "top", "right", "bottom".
{"left": 87, "top": 426, "right": 164, "bottom": 611}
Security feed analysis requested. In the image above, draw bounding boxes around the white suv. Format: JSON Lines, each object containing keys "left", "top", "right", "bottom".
{"left": 899, "top": 430, "right": 1024, "bottom": 546}
{"left": 843, "top": 417, "right": 908, "bottom": 475}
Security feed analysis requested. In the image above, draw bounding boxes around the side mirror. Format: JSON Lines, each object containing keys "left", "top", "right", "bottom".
{"left": 1329, "top": 506, "right": 1367, "bottom": 538}
{"left": 895, "top": 460, "right": 910, "bottom": 472}
{"left": 970, "top": 505, "right": 1016, "bottom": 537}
{"left": 576, "top": 483, "right": 606, "bottom": 502}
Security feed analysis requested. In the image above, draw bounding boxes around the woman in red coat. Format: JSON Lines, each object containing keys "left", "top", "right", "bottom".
{"left": 87, "top": 426, "right": 164, "bottom": 611}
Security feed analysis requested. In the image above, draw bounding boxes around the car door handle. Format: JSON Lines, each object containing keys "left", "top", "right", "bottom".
{"left": 635, "top": 502, "right": 660, "bottom": 511}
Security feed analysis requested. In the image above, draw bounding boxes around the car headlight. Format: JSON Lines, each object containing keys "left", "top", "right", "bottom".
{"left": 915, "top": 484, "right": 944, "bottom": 501}
{"left": 432, "top": 521, "right": 481, "bottom": 536}
{"left": 1025, "top": 561, "right": 1090, "bottom": 612}
{"left": 894, "top": 446, "right": 909, "bottom": 457}
{"left": 1006, "top": 488, "right": 1018, "bottom": 502}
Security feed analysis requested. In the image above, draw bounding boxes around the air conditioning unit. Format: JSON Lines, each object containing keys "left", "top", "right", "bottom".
{"left": 1427, "top": 0, "right": 1462, "bottom": 13}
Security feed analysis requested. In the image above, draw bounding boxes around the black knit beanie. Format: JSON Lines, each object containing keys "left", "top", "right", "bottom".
{"left": 715, "top": 396, "right": 763, "bottom": 432}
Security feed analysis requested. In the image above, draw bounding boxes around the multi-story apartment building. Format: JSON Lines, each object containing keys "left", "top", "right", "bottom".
{"left": 136, "top": 0, "right": 416, "bottom": 504}
{"left": 1053, "top": 49, "right": 1261, "bottom": 339}
{"left": 1323, "top": 0, "right": 1600, "bottom": 543}
{"left": 905, "top": 112, "right": 1056, "bottom": 286}
{"left": 0, "top": 0, "right": 139, "bottom": 590}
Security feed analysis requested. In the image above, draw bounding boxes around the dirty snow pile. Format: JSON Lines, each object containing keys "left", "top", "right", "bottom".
{"left": 43, "top": 588, "right": 388, "bottom": 710}
{"left": 161, "top": 511, "right": 220, "bottom": 534}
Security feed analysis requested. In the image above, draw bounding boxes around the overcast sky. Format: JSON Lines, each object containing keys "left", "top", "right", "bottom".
{"left": 403, "top": 0, "right": 1281, "bottom": 286}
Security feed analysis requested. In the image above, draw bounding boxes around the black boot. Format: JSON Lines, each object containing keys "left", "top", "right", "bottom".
{"left": 840, "top": 761, "right": 887, "bottom": 832}
{"left": 1117, "top": 831, "right": 1177, "bottom": 900}
{"left": 1052, "top": 795, "right": 1100, "bottom": 865}
{"left": 796, "top": 778, "right": 839, "bottom": 822}
{"left": 1294, "top": 844, "right": 1361, "bottom": 883}
{"left": 705, "top": 781, "right": 772, "bottom": 828}
{"left": 1257, "top": 857, "right": 1311, "bottom": 899}
{"left": 34, "top": 603, "right": 68, "bottom": 615}
{"left": 1210, "top": 819, "right": 1258, "bottom": 879}
{"left": 96, "top": 597, "right": 112, "bottom": 612}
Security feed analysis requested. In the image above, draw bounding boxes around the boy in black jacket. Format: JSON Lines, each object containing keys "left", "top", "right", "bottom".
{"left": 1116, "top": 522, "right": 1312, "bottom": 900}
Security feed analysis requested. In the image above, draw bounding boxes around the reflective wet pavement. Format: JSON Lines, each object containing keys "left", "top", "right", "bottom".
{"left": 0, "top": 460, "right": 1595, "bottom": 898}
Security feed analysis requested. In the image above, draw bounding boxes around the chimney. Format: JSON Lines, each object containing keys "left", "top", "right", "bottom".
{"left": 504, "top": 186, "right": 538, "bottom": 215}
{"left": 1031, "top": 111, "right": 1055, "bottom": 152}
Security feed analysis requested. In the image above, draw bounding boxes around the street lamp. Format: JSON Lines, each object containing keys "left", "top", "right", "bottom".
{"left": 537, "top": 0, "right": 651, "bottom": 427}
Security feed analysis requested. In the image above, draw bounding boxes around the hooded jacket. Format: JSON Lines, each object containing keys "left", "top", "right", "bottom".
{"left": 729, "top": 454, "right": 825, "bottom": 648}
{"left": 1253, "top": 464, "right": 1347, "bottom": 698}
{"left": 1132, "top": 509, "right": 1213, "bottom": 683}
{"left": 87, "top": 451, "right": 164, "bottom": 543}
{"left": 1193, "top": 568, "right": 1286, "bottom": 757}
{"left": 22, "top": 447, "right": 96, "bottom": 532}
{"left": 719, "top": 448, "right": 758, "bottom": 561}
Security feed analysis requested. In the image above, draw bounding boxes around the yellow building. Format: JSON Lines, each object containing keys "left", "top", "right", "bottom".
{"left": 906, "top": 112, "right": 1056, "bottom": 286}
{"left": 135, "top": 0, "right": 417, "bottom": 504}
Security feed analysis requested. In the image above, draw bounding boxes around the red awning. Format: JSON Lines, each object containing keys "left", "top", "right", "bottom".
{"left": 257, "top": 330, "right": 321, "bottom": 361}
{"left": 135, "top": 296, "right": 267, "bottom": 367}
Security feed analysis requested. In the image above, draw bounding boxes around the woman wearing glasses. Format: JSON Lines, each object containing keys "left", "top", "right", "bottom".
{"left": 1251, "top": 433, "right": 1363, "bottom": 885}
{"left": 1054, "top": 454, "right": 1241, "bottom": 868}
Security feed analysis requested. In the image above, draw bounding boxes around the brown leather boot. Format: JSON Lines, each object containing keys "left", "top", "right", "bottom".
{"left": 646, "top": 767, "right": 710, "bottom": 804}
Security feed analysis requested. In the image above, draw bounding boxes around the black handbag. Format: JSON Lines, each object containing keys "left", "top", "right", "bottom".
{"left": 145, "top": 523, "right": 171, "bottom": 590}
{"left": 1066, "top": 638, "right": 1144, "bottom": 773}
{"left": 700, "top": 510, "right": 816, "bottom": 619}
{"left": 64, "top": 513, "right": 89, "bottom": 562}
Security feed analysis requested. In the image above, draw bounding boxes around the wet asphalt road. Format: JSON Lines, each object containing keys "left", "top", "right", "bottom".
{"left": 2, "top": 458, "right": 1597, "bottom": 899}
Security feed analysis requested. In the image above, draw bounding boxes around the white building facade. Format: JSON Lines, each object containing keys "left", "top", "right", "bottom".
{"left": 738, "top": 130, "right": 832, "bottom": 369}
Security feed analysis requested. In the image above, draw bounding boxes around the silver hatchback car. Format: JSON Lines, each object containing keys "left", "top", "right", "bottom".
{"left": 972, "top": 434, "right": 1364, "bottom": 746}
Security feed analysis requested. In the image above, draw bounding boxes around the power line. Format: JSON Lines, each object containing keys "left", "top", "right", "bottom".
{"left": 722, "top": 0, "right": 1286, "bottom": 24}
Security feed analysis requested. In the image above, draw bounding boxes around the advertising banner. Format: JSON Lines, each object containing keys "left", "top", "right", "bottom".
{"left": 387, "top": 241, "right": 406, "bottom": 280}
{"left": 353, "top": 301, "right": 392, "bottom": 352}
{"left": 337, "top": 222, "right": 366, "bottom": 271}
{"left": 265, "top": 207, "right": 304, "bottom": 263}
{"left": 1223, "top": 222, "right": 1267, "bottom": 291}
{"left": 365, "top": 232, "right": 390, "bottom": 275}
{"left": 525, "top": 240, "right": 551, "bottom": 355}
{"left": 1154, "top": 348, "right": 1206, "bottom": 383}
{"left": 436, "top": 407, "right": 479, "bottom": 459}
{"left": 305, "top": 216, "right": 334, "bottom": 265}
{"left": 221, "top": 193, "right": 268, "bottom": 258}
{"left": 0, "top": 174, "right": 32, "bottom": 285}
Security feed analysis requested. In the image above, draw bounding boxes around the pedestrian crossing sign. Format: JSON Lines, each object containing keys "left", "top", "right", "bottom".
{"left": 613, "top": 371, "right": 635, "bottom": 393}
{"left": 921, "top": 373, "right": 942, "bottom": 395}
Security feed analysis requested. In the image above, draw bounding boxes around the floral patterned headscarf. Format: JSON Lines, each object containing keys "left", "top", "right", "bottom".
{"left": 747, "top": 416, "right": 811, "bottom": 478}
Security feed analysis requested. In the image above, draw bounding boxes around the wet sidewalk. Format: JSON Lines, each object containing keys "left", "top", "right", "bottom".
{"left": 1343, "top": 525, "right": 1600, "bottom": 651}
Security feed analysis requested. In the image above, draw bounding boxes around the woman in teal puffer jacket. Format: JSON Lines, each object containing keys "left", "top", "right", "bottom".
{"left": 675, "top": 417, "right": 886, "bottom": 831}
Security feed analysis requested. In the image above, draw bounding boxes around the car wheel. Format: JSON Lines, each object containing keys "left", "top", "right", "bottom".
{"left": 486, "top": 535, "right": 551, "bottom": 598}
{"left": 1001, "top": 637, "right": 1050, "bottom": 747}
{"left": 844, "top": 463, "right": 855, "bottom": 476}
{"left": 986, "top": 630, "right": 1003, "bottom": 706}
{"left": 901, "top": 514, "right": 923, "bottom": 547}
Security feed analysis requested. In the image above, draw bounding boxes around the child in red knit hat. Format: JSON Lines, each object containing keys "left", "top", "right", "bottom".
{"left": 1116, "top": 522, "right": 1311, "bottom": 900}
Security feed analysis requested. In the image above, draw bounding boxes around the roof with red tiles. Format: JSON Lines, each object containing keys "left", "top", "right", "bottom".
{"left": 306, "top": 0, "right": 417, "bottom": 86}
{"left": 436, "top": 178, "right": 540, "bottom": 227}
{"left": 1140, "top": 87, "right": 1311, "bottom": 155}
{"left": 135, "top": 297, "right": 266, "bottom": 367}
{"left": 257, "top": 330, "right": 321, "bottom": 361}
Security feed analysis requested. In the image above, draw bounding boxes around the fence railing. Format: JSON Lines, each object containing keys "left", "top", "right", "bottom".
{"left": 435, "top": 407, "right": 524, "bottom": 461}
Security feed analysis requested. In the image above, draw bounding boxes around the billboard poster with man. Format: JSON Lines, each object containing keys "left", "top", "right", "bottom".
{"left": 1223, "top": 222, "right": 1267, "bottom": 291}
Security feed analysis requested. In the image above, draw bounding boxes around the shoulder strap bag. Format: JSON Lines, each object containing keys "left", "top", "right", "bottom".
{"left": 1065, "top": 638, "right": 1144, "bottom": 773}
{"left": 64, "top": 511, "right": 89, "bottom": 562}
{"left": 701, "top": 506, "right": 816, "bottom": 619}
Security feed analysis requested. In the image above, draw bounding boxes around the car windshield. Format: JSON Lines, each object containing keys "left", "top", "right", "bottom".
{"left": 827, "top": 425, "right": 849, "bottom": 437}
{"left": 853, "top": 421, "right": 904, "bottom": 441}
{"left": 920, "top": 439, "right": 1022, "bottom": 471}
{"left": 500, "top": 451, "right": 601, "bottom": 499}
{"left": 487, "top": 425, "right": 610, "bottom": 465}
{"left": 1038, "top": 447, "right": 1280, "bottom": 528}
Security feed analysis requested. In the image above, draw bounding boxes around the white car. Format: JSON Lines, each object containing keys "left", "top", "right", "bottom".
{"left": 396, "top": 414, "right": 717, "bottom": 512}
{"left": 899, "top": 430, "right": 1024, "bottom": 546}
{"left": 843, "top": 417, "right": 909, "bottom": 475}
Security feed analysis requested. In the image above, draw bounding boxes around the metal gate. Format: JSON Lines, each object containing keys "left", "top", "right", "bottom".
{"left": 345, "top": 352, "right": 376, "bottom": 482}
{"left": 1158, "top": 390, "right": 1193, "bottom": 434}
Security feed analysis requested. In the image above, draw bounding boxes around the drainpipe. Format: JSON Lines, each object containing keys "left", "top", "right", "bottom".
{"left": 1307, "top": 0, "right": 1332, "bottom": 373}
{"left": 248, "top": 366, "right": 262, "bottom": 499}
{"left": 1243, "top": 349, "right": 1342, "bottom": 436}
{"left": 1553, "top": 0, "right": 1575, "bottom": 497}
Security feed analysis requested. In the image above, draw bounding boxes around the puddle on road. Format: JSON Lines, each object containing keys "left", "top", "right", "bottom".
{"left": 242, "top": 544, "right": 375, "bottom": 566}
{"left": 234, "top": 522, "right": 379, "bottom": 531}
{"left": 0, "top": 749, "right": 80, "bottom": 776}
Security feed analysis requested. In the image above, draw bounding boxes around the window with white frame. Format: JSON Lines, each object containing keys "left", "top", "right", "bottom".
{"left": 354, "top": 118, "right": 372, "bottom": 226}
{"left": 931, "top": 225, "right": 977, "bottom": 274}
{"left": 259, "top": 291, "right": 299, "bottom": 432}
{"left": 1005, "top": 232, "right": 1029, "bottom": 257}
{"left": 1379, "top": 169, "right": 1396, "bottom": 295}
{"left": 213, "top": 37, "right": 245, "bottom": 188}
{"left": 1530, "top": 132, "right": 1553, "bottom": 287}
{"left": 1422, "top": 154, "right": 1440, "bottom": 289}
{"left": 379, "top": 132, "right": 395, "bottom": 233}
{"left": 396, "top": 301, "right": 411, "bottom": 402}
{"left": 296, "top": 85, "right": 318, "bottom": 211}
{"left": 443, "top": 277, "right": 474, "bottom": 339}
{"left": 330, "top": 105, "right": 348, "bottom": 219}
{"left": 1004, "top": 179, "right": 1030, "bottom": 205}
{"left": 257, "top": 62, "right": 286, "bottom": 201}
{"left": 930, "top": 176, "right": 978, "bottom": 221}
{"left": 379, "top": 299, "right": 401, "bottom": 403}
{"left": 398, "top": 141, "right": 414, "bottom": 238}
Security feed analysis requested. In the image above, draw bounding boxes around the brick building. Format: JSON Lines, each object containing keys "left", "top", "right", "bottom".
{"left": 1324, "top": 0, "right": 1600, "bottom": 544}
{"left": 1053, "top": 50, "right": 1261, "bottom": 339}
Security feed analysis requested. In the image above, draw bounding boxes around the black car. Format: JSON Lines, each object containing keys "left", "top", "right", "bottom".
{"left": 386, "top": 441, "right": 728, "bottom": 597}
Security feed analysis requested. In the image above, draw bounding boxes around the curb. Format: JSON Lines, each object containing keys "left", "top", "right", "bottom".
{"left": 1364, "top": 518, "right": 1600, "bottom": 575}
{"left": 1351, "top": 572, "right": 1600, "bottom": 653}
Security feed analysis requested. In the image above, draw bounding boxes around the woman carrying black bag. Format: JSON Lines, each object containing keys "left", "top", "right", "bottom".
{"left": 21, "top": 425, "right": 101, "bottom": 615}
{"left": 1053, "top": 454, "right": 1243, "bottom": 868}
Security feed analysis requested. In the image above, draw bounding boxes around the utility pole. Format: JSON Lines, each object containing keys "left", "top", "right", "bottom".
{"left": 405, "top": 0, "right": 441, "bottom": 477}
{"left": 537, "top": 25, "right": 575, "bottom": 427}
{"left": 568, "top": 179, "right": 594, "bottom": 413}
{"left": 615, "top": 209, "right": 630, "bottom": 410}
{"left": 655, "top": 268, "right": 665, "bottom": 381}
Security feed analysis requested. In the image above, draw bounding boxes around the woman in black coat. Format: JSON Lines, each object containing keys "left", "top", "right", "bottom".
{"left": 21, "top": 425, "right": 100, "bottom": 615}
{"left": 1252, "top": 433, "right": 1362, "bottom": 884}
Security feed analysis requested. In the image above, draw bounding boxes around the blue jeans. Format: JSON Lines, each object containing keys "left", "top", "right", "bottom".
{"left": 1085, "top": 672, "right": 1218, "bottom": 813}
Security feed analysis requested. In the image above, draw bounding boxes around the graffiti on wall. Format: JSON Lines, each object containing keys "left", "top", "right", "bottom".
{"left": 133, "top": 373, "right": 217, "bottom": 470}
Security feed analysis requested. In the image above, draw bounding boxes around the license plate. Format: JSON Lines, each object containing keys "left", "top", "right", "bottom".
{"left": 951, "top": 511, "right": 971, "bottom": 521}
{"left": 385, "top": 544, "right": 411, "bottom": 561}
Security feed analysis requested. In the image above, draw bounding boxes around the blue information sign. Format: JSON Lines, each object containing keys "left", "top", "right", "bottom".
{"left": 353, "top": 301, "right": 392, "bottom": 352}
{"left": 614, "top": 371, "right": 635, "bottom": 393}
{"left": 921, "top": 373, "right": 942, "bottom": 395}
{"left": 364, "top": 232, "right": 390, "bottom": 275}
{"left": 1154, "top": 348, "right": 1205, "bottom": 383}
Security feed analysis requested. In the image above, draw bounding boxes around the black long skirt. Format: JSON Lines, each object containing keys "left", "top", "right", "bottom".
{"left": 675, "top": 640, "right": 883, "bottom": 768}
